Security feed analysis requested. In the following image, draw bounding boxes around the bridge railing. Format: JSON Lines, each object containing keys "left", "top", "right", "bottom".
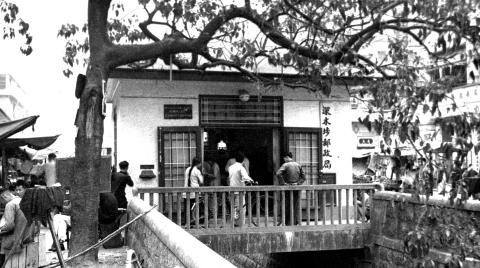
{"left": 137, "top": 184, "right": 377, "bottom": 230}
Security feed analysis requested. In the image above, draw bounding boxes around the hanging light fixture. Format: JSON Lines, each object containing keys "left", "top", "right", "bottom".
{"left": 217, "top": 140, "right": 227, "bottom": 150}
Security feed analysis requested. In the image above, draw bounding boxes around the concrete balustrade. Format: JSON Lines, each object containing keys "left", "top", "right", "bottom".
{"left": 127, "top": 198, "right": 235, "bottom": 268}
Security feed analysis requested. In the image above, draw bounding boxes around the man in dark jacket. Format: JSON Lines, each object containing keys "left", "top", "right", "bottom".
{"left": 276, "top": 152, "right": 306, "bottom": 225}
{"left": 111, "top": 161, "right": 134, "bottom": 209}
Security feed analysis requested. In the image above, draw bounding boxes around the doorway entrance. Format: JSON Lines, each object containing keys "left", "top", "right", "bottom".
{"left": 203, "top": 128, "right": 278, "bottom": 185}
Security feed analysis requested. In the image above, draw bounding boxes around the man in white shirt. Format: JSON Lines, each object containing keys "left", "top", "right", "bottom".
{"left": 44, "top": 153, "right": 57, "bottom": 187}
{"left": 225, "top": 150, "right": 250, "bottom": 176}
{"left": 228, "top": 153, "right": 253, "bottom": 226}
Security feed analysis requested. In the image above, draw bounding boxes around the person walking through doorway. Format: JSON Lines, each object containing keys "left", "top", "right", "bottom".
{"left": 228, "top": 152, "right": 253, "bottom": 226}
{"left": 111, "top": 161, "right": 134, "bottom": 209}
{"left": 276, "top": 152, "right": 305, "bottom": 226}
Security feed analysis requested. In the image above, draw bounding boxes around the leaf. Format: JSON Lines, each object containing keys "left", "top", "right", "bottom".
{"left": 423, "top": 104, "right": 429, "bottom": 114}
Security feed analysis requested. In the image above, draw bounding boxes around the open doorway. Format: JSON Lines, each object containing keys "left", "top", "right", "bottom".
{"left": 203, "top": 128, "right": 277, "bottom": 185}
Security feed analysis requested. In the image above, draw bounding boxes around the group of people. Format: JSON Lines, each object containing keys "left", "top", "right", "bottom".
{"left": 184, "top": 151, "right": 306, "bottom": 226}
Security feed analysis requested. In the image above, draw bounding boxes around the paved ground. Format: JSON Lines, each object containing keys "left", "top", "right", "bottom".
{"left": 40, "top": 227, "right": 128, "bottom": 267}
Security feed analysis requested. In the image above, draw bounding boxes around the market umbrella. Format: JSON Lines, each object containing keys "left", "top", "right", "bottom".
{"left": 0, "top": 135, "right": 59, "bottom": 150}
{"left": 0, "top": 116, "right": 39, "bottom": 141}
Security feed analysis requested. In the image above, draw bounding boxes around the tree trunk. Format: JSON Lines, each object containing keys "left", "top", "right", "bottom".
{"left": 69, "top": 64, "right": 106, "bottom": 266}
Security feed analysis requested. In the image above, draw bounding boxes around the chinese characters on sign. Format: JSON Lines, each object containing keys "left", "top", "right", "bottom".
{"left": 321, "top": 105, "right": 332, "bottom": 170}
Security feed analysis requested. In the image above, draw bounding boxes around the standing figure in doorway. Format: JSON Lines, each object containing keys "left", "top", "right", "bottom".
{"left": 203, "top": 157, "right": 221, "bottom": 217}
{"left": 111, "top": 161, "right": 134, "bottom": 209}
{"left": 276, "top": 152, "right": 305, "bottom": 226}
{"left": 228, "top": 153, "right": 253, "bottom": 226}
{"left": 225, "top": 149, "right": 250, "bottom": 176}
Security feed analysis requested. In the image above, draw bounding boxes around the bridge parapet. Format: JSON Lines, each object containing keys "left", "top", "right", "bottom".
{"left": 127, "top": 198, "right": 235, "bottom": 268}
{"left": 371, "top": 191, "right": 480, "bottom": 267}
{"left": 137, "top": 184, "right": 376, "bottom": 255}
{"left": 138, "top": 183, "right": 377, "bottom": 230}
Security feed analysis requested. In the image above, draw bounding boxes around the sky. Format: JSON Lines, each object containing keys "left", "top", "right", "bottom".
{"left": 0, "top": 1, "right": 88, "bottom": 156}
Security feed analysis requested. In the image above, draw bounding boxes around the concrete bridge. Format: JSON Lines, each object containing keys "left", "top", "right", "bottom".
{"left": 135, "top": 184, "right": 374, "bottom": 256}
{"left": 129, "top": 185, "right": 480, "bottom": 267}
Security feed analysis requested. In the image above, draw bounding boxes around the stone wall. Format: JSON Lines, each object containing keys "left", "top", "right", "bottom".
{"left": 371, "top": 191, "right": 480, "bottom": 267}
{"left": 127, "top": 198, "right": 235, "bottom": 268}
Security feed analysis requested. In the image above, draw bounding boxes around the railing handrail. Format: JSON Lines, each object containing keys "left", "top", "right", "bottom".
{"left": 137, "top": 183, "right": 378, "bottom": 193}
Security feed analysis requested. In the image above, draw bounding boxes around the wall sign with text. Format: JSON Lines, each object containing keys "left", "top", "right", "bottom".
{"left": 164, "top": 104, "right": 193, "bottom": 119}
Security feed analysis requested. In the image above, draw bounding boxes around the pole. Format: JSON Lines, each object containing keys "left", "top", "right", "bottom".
{"left": 47, "top": 211, "right": 66, "bottom": 268}
{"left": 1, "top": 147, "right": 6, "bottom": 187}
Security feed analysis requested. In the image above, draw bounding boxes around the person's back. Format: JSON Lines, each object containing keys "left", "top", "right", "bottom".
{"left": 0, "top": 190, "right": 33, "bottom": 258}
{"left": 45, "top": 154, "right": 57, "bottom": 187}
{"left": 111, "top": 161, "right": 133, "bottom": 209}
{"left": 277, "top": 159, "right": 305, "bottom": 185}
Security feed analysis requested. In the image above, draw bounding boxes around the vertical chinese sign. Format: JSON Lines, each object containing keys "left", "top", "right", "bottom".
{"left": 321, "top": 104, "right": 332, "bottom": 171}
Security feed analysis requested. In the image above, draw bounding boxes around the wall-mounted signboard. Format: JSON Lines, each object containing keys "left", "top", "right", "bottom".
{"left": 357, "top": 137, "right": 375, "bottom": 149}
{"left": 164, "top": 104, "right": 193, "bottom": 119}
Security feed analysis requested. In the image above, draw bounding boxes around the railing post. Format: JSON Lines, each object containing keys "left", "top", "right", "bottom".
{"left": 289, "top": 190, "right": 294, "bottom": 226}
{"left": 306, "top": 190, "right": 311, "bottom": 225}
{"left": 314, "top": 190, "right": 319, "bottom": 226}
{"left": 149, "top": 193, "right": 154, "bottom": 207}
{"left": 213, "top": 192, "right": 218, "bottom": 228}
{"left": 159, "top": 193, "right": 164, "bottom": 213}
{"left": 239, "top": 191, "right": 245, "bottom": 228}
{"left": 338, "top": 189, "right": 342, "bottom": 225}
{"left": 222, "top": 192, "right": 227, "bottom": 228}
{"left": 256, "top": 191, "right": 261, "bottom": 227}
{"left": 186, "top": 195, "right": 191, "bottom": 229}
{"left": 264, "top": 191, "right": 269, "bottom": 227}
{"left": 281, "top": 190, "right": 286, "bottom": 226}
{"left": 273, "top": 191, "right": 278, "bottom": 226}
{"left": 353, "top": 189, "right": 357, "bottom": 226}
{"left": 195, "top": 192, "right": 200, "bottom": 229}
{"left": 322, "top": 191, "right": 326, "bottom": 225}
{"left": 204, "top": 193, "right": 209, "bottom": 229}
{"left": 168, "top": 193, "right": 173, "bottom": 221}
{"left": 346, "top": 189, "right": 350, "bottom": 224}
{"left": 330, "top": 190, "right": 334, "bottom": 225}
{"left": 361, "top": 190, "right": 366, "bottom": 224}
{"left": 247, "top": 191, "right": 252, "bottom": 227}
{"left": 177, "top": 193, "right": 182, "bottom": 225}
{"left": 230, "top": 192, "right": 235, "bottom": 228}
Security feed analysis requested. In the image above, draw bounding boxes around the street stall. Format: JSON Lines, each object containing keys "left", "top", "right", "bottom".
{"left": 0, "top": 116, "right": 59, "bottom": 187}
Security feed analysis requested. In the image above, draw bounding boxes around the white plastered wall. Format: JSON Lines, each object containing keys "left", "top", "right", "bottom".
{"left": 107, "top": 77, "right": 353, "bottom": 188}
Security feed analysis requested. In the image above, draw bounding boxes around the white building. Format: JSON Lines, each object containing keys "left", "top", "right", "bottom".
{"left": 105, "top": 69, "right": 367, "bottom": 190}
{"left": 0, "top": 74, "right": 28, "bottom": 122}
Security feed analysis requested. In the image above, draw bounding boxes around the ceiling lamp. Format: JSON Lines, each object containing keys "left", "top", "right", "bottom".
{"left": 217, "top": 140, "right": 227, "bottom": 150}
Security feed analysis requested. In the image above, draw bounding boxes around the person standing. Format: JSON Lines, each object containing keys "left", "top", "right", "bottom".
{"left": 0, "top": 188, "right": 33, "bottom": 266}
{"left": 225, "top": 150, "right": 250, "bottom": 176}
{"left": 184, "top": 157, "right": 203, "bottom": 224}
{"left": 203, "top": 157, "right": 221, "bottom": 217}
{"left": 276, "top": 152, "right": 305, "bottom": 226}
{"left": 228, "top": 153, "right": 253, "bottom": 226}
{"left": 44, "top": 153, "right": 57, "bottom": 187}
{"left": 111, "top": 161, "right": 134, "bottom": 209}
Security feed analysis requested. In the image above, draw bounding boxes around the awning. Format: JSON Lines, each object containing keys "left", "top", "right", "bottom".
{"left": 0, "top": 135, "right": 60, "bottom": 150}
{"left": 0, "top": 116, "right": 39, "bottom": 141}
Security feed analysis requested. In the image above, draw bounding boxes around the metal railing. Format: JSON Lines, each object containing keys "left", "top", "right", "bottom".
{"left": 137, "top": 184, "right": 376, "bottom": 230}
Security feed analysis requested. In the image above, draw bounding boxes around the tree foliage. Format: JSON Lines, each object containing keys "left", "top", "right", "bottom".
{"left": 1, "top": 0, "right": 32, "bottom": 55}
